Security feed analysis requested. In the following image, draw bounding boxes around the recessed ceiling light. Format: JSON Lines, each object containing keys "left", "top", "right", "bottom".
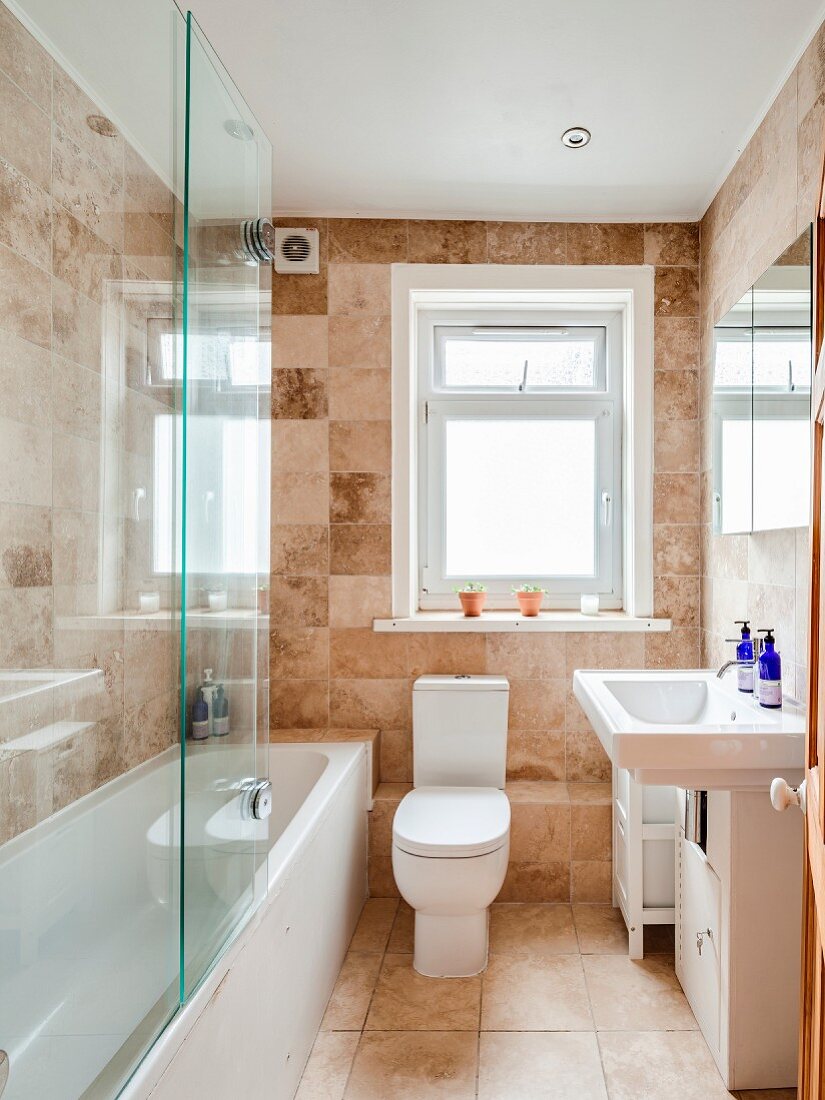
{"left": 561, "top": 126, "right": 591, "bottom": 149}
{"left": 224, "top": 118, "right": 254, "bottom": 141}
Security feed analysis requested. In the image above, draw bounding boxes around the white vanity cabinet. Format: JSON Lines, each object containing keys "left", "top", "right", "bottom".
{"left": 613, "top": 766, "right": 675, "bottom": 958}
{"left": 675, "top": 787, "right": 802, "bottom": 1090}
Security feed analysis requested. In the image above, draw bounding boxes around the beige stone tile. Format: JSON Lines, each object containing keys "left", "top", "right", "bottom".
{"left": 653, "top": 523, "right": 701, "bottom": 576}
{"left": 270, "top": 626, "right": 329, "bottom": 679}
{"left": 408, "top": 632, "right": 487, "bottom": 676}
{"left": 52, "top": 278, "right": 100, "bottom": 370}
{"left": 366, "top": 953, "right": 481, "bottom": 1031}
{"left": 272, "top": 524, "right": 329, "bottom": 576}
{"left": 328, "top": 316, "right": 391, "bottom": 368}
{"left": 565, "top": 728, "right": 611, "bottom": 783}
{"left": 349, "top": 898, "right": 399, "bottom": 953}
{"left": 478, "top": 1031, "right": 607, "bottom": 1100}
{"left": 52, "top": 509, "right": 98, "bottom": 585}
{"left": 328, "top": 219, "right": 408, "bottom": 264}
{"left": 270, "top": 575, "right": 329, "bottom": 626}
{"left": 506, "top": 780, "right": 568, "bottom": 803}
{"left": 52, "top": 356, "right": 102, "bottom": 442}
{"left": 644, "top": 223, "right": 700, "bottom": 267}
{"left": 0, "top": 329, "right": 50, "bottom": 428}
{"left": 510, "top": 802, "right": 570, "bottom": 863}
{"left": 271, "top": 679, "right": 329, "bottom": 729}
{"left": 566, "top": 631, "right": 645, "bottom": 675}
{"left": 368, "top": 799, "right": 398, "bottom": 897}
{"left": 272, "top": 418, "right": 329, "bottom": 473}
{"left": 0, "top": 4, "right": 51, "bottom": 110}
{"left": 52, "top": 123, "right": 124, "bottom": 252}
{"left": 52, "top": 205, "right": 121, "bottom": 304}
{"left": 322, "top": 951, "right": 383, "bottom": 1030}
{"left": 387, "top": 900, "right": 414, "bottom": 952}
{"left": 573, "top": 904, "right": 629, "bottom": 954}
{"left": 330, "top": 473, "right": 391, "bottom": 524}
{"left": 654, "top": 266, "right": 700, "bottom": 317}
{"left": 329, "top": 575, "right": 391, "bottom": 628}
{"left": 506, "top": 728, "right": 565, "bottom": 781}
{"left": 0, "top": 243, "right": 50, "bottom": 348}
{"left": 489, "top": 903, "right": 577, "bottom": 956}
{"left": 379, "top": 728, "right": 412, "bottom": 782}
{"left": 0, "top": 502, "right": 51, "bottom": 588}
{"left": 645, "top": 627, "right": 700, "bottom": 670}
{"left": 0, "top": 586, "right": 52, "bottom": 666}
{"left": 272, "top": 471, "right": 329, "bottom": 524}
{"left": 344, "top": 1031, "right": 477, "bottom": 1099}
{"left": 486, "top": 632, "right": 565, "bottom": 679}
{"left": 272, "top": 315, "right": 328, "bottom": 370}
{"left": 330, "top": 524, "right": 391, "bottom": 575}
{"left": 654, "top": 574, "right": 700, "bottom": 627}
{"left": 583, "top": 955, "right": 697, "bottom": 1030}
{"left": 0, "top": 416, "right": 51, "bottom": 506}
{"left": 566, "top": 224, "right": 643, "bottom": 265}
{"left": 330, "top": 627, "right": 408, "bottom": 679}
{"left": 328, "top": 368, "right": 391, "bottom": 420}
{"left": 572, "top": 861, "right": 612, "bottom": 902}
{"left": 0, "top": 157, "right": 51, "bottom": 271}
{"left": 598, "top": 1031, "right": 732, "bottom": 1100}
{"left": 329, "top": 421, "right": 391, "bottom": 473}
{"left": 508, "top": 678, "right": 566, "bottom": 731}
{"left": 330, "top": 678, "right": 410, "bottom": 729}
{"left": 0, "top": 69, "right": 50, "bottom": 191}
{"left": 571, "top": 804, "right": 611, "bottom": 861}
{"left": 654, "top": 369, "right": 698, "bottom": 420}
{"left": 328, "top": 264, "right": 390, "bottom": 316}
{"left": 481, "top": 954, "right": 591, "bottom": 1030}
{"left": 654, "top": 317, "right": 699, "bottom": 371}
{"left": 653, "top": 474, "right": 699, "bottom": 525}
{"left": 53, "top": 69, "right": 123, "bottom": 181}
{"left": 654, "top": 420, "right": 699, "bottom": 473}
{"left": 408, "top": 220, "right": 487, "bottom": 264}
{"left": 272, "top": 367, "right": 328, "bottom": 419}
{"left": 486, "top": 222, "right": 566, "bottom": 264}
{"left": 295, "top": 1031, "right": 360, "bottom": 1100}
{"left": 568, "top": 782, "right": 612, "bottom": 804}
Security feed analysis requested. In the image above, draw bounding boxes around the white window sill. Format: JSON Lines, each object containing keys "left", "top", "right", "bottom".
{"left": 372, "top": 611, "right": 671, "bottom": 633}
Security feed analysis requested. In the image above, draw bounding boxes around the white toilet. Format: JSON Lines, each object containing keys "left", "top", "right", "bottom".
{"left": 391, "top": 674, "right": 511, "bottom": 978}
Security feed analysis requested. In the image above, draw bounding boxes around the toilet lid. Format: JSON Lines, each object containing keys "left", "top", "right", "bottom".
{"left": 393, "top": 787, "right": 511, "bottom": 858}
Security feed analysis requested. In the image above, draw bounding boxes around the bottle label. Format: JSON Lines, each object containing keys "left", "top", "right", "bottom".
{"left": 737, "top": 665, "right": 753, "bottom": 692}
{"left": 758, "top": 679, "right": 782, "bottom": 707}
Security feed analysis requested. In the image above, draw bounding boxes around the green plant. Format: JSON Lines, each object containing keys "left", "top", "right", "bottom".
{"left": 511, "top": 583, "right": 546, "bottom": 594}
{"left": 454, "top": 581, "right": 487, "bottom": 593}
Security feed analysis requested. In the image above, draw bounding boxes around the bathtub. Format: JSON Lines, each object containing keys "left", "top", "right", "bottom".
{"left": 0, "top": 741, "right": 368, "bottom": 1100}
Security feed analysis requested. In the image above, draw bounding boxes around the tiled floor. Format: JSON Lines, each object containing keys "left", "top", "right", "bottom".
{"left": 295, "top": 900, "right": 797, "bottom": 1100}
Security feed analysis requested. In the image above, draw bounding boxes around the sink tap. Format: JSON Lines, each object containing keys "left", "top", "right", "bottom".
{"left": 717, "top": 637, "right": 762, "bottom": 680}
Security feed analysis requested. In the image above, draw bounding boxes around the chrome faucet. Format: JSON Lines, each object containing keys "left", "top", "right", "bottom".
{"left": 716, "top": 636, "right": 762, "bottom": 680}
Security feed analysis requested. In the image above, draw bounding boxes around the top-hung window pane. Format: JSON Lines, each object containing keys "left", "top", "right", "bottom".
{"left": 437, "top": 326, "right": 605, "bottom": 391}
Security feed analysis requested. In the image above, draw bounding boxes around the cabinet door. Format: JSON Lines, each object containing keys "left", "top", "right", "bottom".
{"left": 680, "top": 839, "right": 722, "bottom": 1053}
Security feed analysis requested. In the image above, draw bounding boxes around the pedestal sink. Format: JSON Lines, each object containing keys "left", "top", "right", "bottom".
{"left": 572, "top": 669, "right": 805, "bottom": 789}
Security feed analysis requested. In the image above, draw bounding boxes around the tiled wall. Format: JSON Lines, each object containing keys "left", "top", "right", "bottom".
{"left": 270, "top": 218, "right": 701, "bottom": 900}
{"left": 0, "top": 3, "right": 179, "bottom": 842}
{"left": 699, "top": 21, "right": 825, "bottom": 700}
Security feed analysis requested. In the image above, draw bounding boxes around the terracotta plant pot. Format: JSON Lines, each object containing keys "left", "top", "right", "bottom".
{"left": 459, "top": 591, "right": 487, "bottom": 617}
{"left": 516, "top": 590, "right": 544, "bottom": 617}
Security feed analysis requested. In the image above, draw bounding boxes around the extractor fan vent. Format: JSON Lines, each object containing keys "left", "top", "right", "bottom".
{"left": 274, "top": 228, "right": 319, "bottom": 274}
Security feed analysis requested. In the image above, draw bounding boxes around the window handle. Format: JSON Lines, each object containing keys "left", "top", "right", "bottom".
{"left": 601, "top": 491, "right": 612, "bottom": 527}
{"left": 518, "top": 359, "right": 529, "bottom": 392}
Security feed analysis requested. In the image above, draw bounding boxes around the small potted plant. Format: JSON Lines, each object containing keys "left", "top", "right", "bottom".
{"left": 513, "top": 583, "right": 545, "bottom": 617}
{"left": 455, "top": 582, "right": 487, "bottom": 617}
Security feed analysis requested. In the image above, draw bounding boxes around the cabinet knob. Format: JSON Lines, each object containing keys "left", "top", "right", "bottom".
{"left": 770, "top": 777, "right": 806, "bottom": 814}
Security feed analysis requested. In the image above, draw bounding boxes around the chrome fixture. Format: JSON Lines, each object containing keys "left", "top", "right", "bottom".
{"left": 716, "top": 636, "right": 763, "bottom": 680}
{"left": 241, "top": 778, "right": 273, "bottom": 821}
{"left": 224, "top": 118, "right": 254, "bottom": 141}
{"left": 239, "top": 218, "right": 276, "bottom": 264}
{"left": 561, "top": 126, "right": 591, "bottom": 148}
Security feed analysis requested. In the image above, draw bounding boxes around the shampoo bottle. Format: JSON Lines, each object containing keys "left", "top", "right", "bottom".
{"left": 212, "top": 685, "right": 230, "bottom": 737}
{"left": 734, "top": 620, "right": 754, "bottom": 693}
{"left": 757, "top": 629, "right": 782, "bottom": 709}
{"left": 191, "top": 693, "right": 209, "bottom": 740}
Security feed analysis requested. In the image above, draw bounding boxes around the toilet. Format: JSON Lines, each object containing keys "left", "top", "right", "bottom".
{"left": 392, "top": 674, "right": 511, "bottom": 977}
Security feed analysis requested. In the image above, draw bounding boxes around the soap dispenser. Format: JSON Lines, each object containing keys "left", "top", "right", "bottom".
{"left": 212, "top": 685, "right": 230, "bottom": 737}
{"left": 734, "top": 620, "right": 754, "bottom": 693}
{"left": 756, "top": 629, "right": 782, "bottom": 709}
{"left": 201, "top": 669, "right": 218, "bottom": 735}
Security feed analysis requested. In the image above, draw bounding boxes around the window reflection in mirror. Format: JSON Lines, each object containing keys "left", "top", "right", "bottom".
{"left": 712, "top": 226, "right": 811, "bottom": 535}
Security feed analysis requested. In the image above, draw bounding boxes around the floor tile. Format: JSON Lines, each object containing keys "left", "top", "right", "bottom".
{"left": 344, "top": 1031, "right": 477, "bottom": 1099}
{"left": 386, "top": 900, "right": 414, "bottom": 952}
{"left": 365, "top": 953, "right": 481, "bottom": 1031}
{"left": 583, "top": 955, "right": 697, "bottom": 1031}
{"left": 599, "top": 1031, "right": 734, "bottom": 1099}
{"left": 573, "top": 904, "right": 628, "bottom": 953}
{"left": 321, "top": 952, "right": 383, "bottom": 1030}
{"left": 481, "top": 954, "right": 592, "bottom": 1031}
{"left": 478, "top": 1031, "right": 608, "bottom": 1099}
{"left": 349, "top": 898, "right": 399, "bottom": 952}
{"left": 295, "top": 1031, "right": 360, "bottom": 1100}
{"left": 489, "top": 903, "right": 578, "bottom": 956}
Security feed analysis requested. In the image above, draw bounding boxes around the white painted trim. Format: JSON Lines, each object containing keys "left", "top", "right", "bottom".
{"left": 273, "top": 208, "right": 698, "bottom": 224}
{"left": 373, "top": 612, "right": 670, "bottom": 633}
{"left": 389, "top": 263, "right": 656, "bottom": 621}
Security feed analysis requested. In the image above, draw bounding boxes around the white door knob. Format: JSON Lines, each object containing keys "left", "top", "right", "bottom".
{"left": 770, "top": 777, "right": 807, "bottom": 814}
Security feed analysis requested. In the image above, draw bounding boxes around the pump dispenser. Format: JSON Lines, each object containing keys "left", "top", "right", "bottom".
{"left": 757, "top": 629, "right": 782, "bottom": 709}
{"left": 734, "top": 620, "right": 754, "bottom": 693}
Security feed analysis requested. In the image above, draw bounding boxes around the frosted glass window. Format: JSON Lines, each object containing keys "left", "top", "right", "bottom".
{"left": 752, "top": 419, "right": 810, "bottom": 530}
{"left": 444, "top": 419, "right": 596, "bottom": 576}
{"left": 438, "top": 326, "right": 605, "bottom": 390}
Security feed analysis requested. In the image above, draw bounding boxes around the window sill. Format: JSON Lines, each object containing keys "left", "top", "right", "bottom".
{"left": 372, "top": 611, "right": 671, "bottom": 633}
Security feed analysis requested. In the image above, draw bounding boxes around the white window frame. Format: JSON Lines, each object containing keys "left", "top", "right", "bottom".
{"left": 389, "top": 264, "right": 656, "bottom": 624}
{"left": 418, "top": 309, "right": 623, "bottom": 609}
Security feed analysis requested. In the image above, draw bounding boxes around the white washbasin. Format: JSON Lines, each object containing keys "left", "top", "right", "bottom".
{"left": 573, "top": 668, "right": 805, "bottom": 789}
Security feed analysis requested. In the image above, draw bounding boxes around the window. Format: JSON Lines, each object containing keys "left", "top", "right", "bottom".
{"left": 419, "top": 312, "right": 623, "bottom": 609}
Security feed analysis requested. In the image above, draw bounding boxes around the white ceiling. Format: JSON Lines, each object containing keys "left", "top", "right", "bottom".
{"left": 189, "top": 0, "right": 825, "bottom": 222}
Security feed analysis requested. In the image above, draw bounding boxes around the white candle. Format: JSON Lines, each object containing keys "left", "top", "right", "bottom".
{"left": 580, "top": 594, "right": 599, "bottom": 616}
{"left": 139, "top": 591, "right": 160, "bottom": 614}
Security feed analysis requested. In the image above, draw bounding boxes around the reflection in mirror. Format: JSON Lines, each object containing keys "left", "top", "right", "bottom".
{"left": 712, "top": 226, "right": 811, "bottom": 535}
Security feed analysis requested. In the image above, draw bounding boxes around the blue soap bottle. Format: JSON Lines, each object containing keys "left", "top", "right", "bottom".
{"left": 757, "top": 628, "right": 782, "bottom": 709}
{"left": 734, "top": 620, "right": 753, "bottom": 693}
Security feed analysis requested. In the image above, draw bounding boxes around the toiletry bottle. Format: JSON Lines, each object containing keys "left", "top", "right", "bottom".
{"left": 201, "top": 669, "right": 218, "bottom": 736}
{"left": 734, "top": 620, "right": 754, "bottom": 693}
{"left": 192, "top": 692, "right": 209, "bottom": 740}
{"left": 212, "top": 685, "right": 230, "bottom": 737}
{"left": 757, "top": 629, "right": 782, "bottom": 709}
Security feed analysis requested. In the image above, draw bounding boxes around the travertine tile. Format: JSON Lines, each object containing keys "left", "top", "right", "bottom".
{"left": 321, "top": 951, "right": 383, "bottom": 1031}
{"left": 653, "top": 474, "right": 699, "bottom": 524}
{"left": 0, "top": 3, "right": 51, "bottom": 110}
{"left": 272, "top": 315, "right": 329, "bottom": 369}
{"left": 573, "top": 904, "right": 629, "bottom": 954}
{"left": 0, "top": 502, "right": 51, "bottom": 588}
{"left": 329, "top": 421, "right": 391, "bottom": 473}
{"left": 0, "top": 416, "right": 51, "bottom": 506}
{"left": 330, "top": 473, "right": 391, "bottom": 524}
{"left": 654, "top": 420, "right": 700, "bottom": 473}
{"left": 583, "top": 955, "right": 697, "bottom": 1030}
{"left": 510, "top": 802, "right": 570, "bottom": 863}
{"left": 654, "top": 369, "right": 698, "bottom": 420}
{"left": 506, "top": 728, "right": 565, "bottom": 781}
{"left": 328, "top": 368, "right": 391, "bottom": 420}
{"left": 654, "top": 266, "right": 700, "bottom": 317}
{"left": 565, "top": 728, "right": 611, "bottom": 783}
{"left": 328, "top": 219, "right": 408, "bottom": 264}
{"left": 598, "top": 1031, "right": 731, "bottom": 1100}
{"left": 486, "top": 222, "right": 566, "bottom": 265}
{"left": 328, "top": 316, "right": 391, "bottom": 368}
{"left": 408, "top": 220, "right": 487, "bottom": 264}
{"left": 330, "top": 524, "right": 391, "bottom": 575}
{"left": 344, "top": 1032, "right": 477, "bottom": 1099}
{"left": 408, "top": 632, "right": 487, "bottom": 676}
{"left": 270, "top": 575, "right": 329, "bottom": 626}
{"left": 644, "top": 223, "right": 700, "bottom": 267}
{"left": 571, "top": 804, "right": 611, "bottom": 861}
{"left": 509, "top": 678, "right": 566, "bottom": 730}
{"left": 0, "top": 156, "right": 51, "bottom": 270}
{"left": 387, "top": 901, "right": 414, "bottom": 952}
{"left": 379, "top": 728, "right": 412, "bottom": 782}
{"left": 295, "top": 1031, "right": 360, "bottom": 1100}
{"left": 330, "top": 627, "right": 408, "bottom": 679}
{"left": 654, "top": 575, "right": 701, "bottom": 627}
{"left": 271, "top": 419, "right": 329, "bottom": 473}
{"left": 272, "top": 525, "right": 329, "bottom": 576}
{"left": 349, "top": 898, "right": 399, "bottom": 953}
{"left": 328, "top": 575, "right": 391, "bottom": 627}
{"left": 489, "top": 903, "right": 577, "bottom": 956}
{"left": 365, "top": 953, "right": 481, "bottom": 1031}
{"left": 0, "top": 243, "right": 50, "bottom": 348}
{"left": 328, "top": 264, "right": 390, "bottom": 316}
{"left": 654, "top": 316, "right": 699, "bottom": 371}
{"left": 0, "top": 69, "right": 50, "bottom": 190}
{"left": 330, "top": 678, "right": 410, "bottom": 729}
{"left": 478, "top": 1032, "right": 607, "bottom": 1100}
{"left": 653, "top": 523, "right": 701, "bottom": 576}
{"left": 270, "top": 627, "right": 329, "bottom": 679}
{"left": 566, "top": 224, "right": 643, "bottom": 265}
{"left": 0, "top": 329, "right": 51, "bottom": 428}
{"left": 481, "top": 954, "right": 591, "bottom": 1030}
{"left": 272, "top": 471, "right": 329, "bottom": 524}
{"left": 272, "top": 367, "right": 328, "bottom": 418}
{"left": 571, "top": 861, "right": 612, "bottom": 902}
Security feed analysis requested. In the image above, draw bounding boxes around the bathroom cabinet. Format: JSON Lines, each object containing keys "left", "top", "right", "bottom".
{"left": 612, "top": 766, "right": 675, "bottom": 958}
{"left": 674, "top": 788, "right": 802, "bottom": 1090}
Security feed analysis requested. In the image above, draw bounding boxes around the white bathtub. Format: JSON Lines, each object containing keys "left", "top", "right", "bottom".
{"left": 0, "top": 741, "right": 368, "bottom": 1100}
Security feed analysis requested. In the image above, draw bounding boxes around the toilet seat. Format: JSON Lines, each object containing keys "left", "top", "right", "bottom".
{"left": 393, "top": 786, "right": 510, "bottom": 859}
